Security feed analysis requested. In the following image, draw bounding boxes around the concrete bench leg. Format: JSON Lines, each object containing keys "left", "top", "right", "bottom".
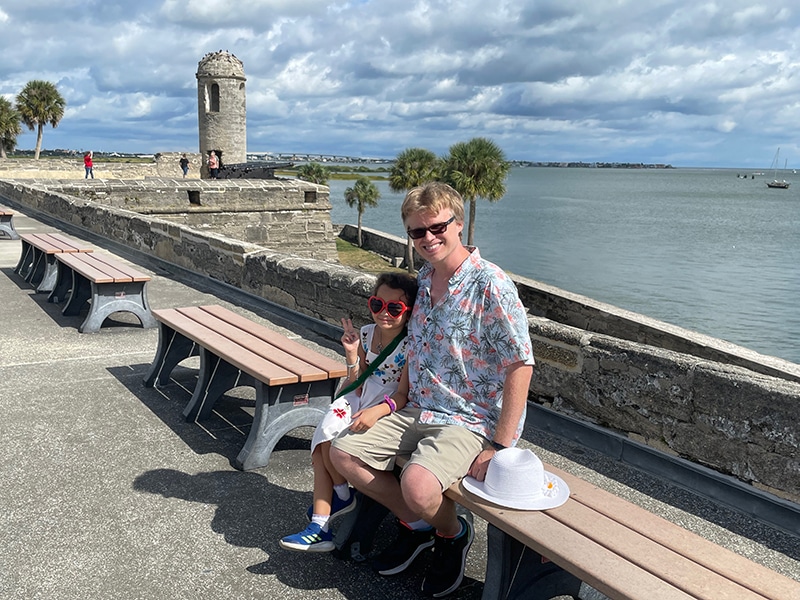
{"left": 34, "top": 256, "right": 60, "bottom": 293}
{"left": 143, "top": 325, "right": 199, "bottom": 388}
{"left": 48, "top": 260, "right": 72, "bottom": 304}
{"left": 0, "top": 220, "right": 19, "bottom": 240}
{"left": 14, "top": 241, "right": 34, "bottom": 276}
{"left": 25, "top": 249, "right": 48, "bottom": 286}
{"left": 77, "top": 281, "right": 157, "bottom": 333}
{"left": 61, "top": 273, "right": 157, "bottom": 333}
{"left": 482, "top": 524, "right": 607, "bottom": 600}
{"left": 182, "top": 352, "right": 249, "bottom": 421}
{"left": 235, "top": 379, "right": 337, "bottom": 471}
{"left": 332, "top": 493, "right": 391, "bottom": 562}
{"left": 62, "top": 270, "right": 92, "bottom": 317}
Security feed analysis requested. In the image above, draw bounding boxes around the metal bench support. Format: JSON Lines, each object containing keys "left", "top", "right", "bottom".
{"left": 482, "top": 524, "right": 608, "bottom": 600}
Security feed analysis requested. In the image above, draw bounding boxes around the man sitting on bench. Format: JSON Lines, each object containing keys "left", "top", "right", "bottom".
{"left": 331, "top": 182, "right": 534, "bottom": 598}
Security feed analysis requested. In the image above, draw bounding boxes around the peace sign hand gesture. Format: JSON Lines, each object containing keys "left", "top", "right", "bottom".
{"left": 340, "top": 317, "right": 360, "bottom": 357}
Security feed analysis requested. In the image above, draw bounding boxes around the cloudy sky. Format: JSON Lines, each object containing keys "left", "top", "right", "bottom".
{"left": 2, "top": 1, "right": 799, "bottom": 167}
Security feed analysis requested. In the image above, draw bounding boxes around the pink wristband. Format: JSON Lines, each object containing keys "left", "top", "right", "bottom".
{"left": 383, "top": 394, "right": 397, "bottom": 412}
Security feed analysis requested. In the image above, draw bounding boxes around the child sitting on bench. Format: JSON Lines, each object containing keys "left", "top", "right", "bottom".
{"left": 279, "top": 272, "right": 418, "bottom": 552}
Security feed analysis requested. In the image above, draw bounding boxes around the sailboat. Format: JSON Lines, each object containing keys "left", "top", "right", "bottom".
{"left": 766, "top": 148, "right": 791, "bottom": 189}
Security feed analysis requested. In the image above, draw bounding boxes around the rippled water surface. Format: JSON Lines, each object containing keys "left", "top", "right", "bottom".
{"left": 329, "top": 167, "right": 799, "bottom": 364}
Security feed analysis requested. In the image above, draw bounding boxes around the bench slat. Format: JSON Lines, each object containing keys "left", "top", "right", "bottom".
{"left": 548, "top": 464, "right": 800, "bottom": 600}
{"left": 56, "top": 252, "right": 151, "bottom": 283}
{"left": 152, "top": 308, "right": 299, "bottom": 386}
{"left": 550, "top": 494, "right": 767, "bottom": 599}
{"left": 175, "top": 306, "right": 331, "bottom": 383}
{"left": 450, "top": 481, "right": 695, "bottom": 600}
{"left": 200, "top": 304, "right": 347, "bottom": 378}
{"left": 20, "top": 232, "right": 93, "bottom": 254}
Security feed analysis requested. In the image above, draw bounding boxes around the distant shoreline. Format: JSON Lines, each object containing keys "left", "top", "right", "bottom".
{"left": 6, "top": 151, "right": 674, "bottom": 170}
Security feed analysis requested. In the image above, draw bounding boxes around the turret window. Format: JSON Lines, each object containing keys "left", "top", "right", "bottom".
{"left": 210, "top": 83, "right": 220, "bottom": 112}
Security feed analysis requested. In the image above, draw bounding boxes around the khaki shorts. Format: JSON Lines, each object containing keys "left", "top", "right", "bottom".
{"left": 331, "top": 407, "right": 486, "bottom": 490}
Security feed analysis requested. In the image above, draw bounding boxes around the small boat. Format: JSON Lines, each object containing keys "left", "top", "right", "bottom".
{"left": 766, "top": 148, "right": 791, "bottom": 189}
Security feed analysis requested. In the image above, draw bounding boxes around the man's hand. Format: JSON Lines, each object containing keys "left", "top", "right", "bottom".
{"left": 467, "top": 447, "right": 496, "bottom": 481}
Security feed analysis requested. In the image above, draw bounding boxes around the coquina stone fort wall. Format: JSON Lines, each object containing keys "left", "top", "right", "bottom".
{"left": 1, "top": 178, "right": 798, "bottom": 503}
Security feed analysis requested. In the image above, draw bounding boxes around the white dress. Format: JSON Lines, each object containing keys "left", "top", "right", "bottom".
{"left": 310, "top": 324, "right": 409, "bottom": 453}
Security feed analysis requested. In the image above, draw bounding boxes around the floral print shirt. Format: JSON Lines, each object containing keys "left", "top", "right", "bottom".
{"left": 407, "top": 247, "right": 534, "bottom": 442}
{"left": 360, "top": 323, "right": 409, "bottom": 388}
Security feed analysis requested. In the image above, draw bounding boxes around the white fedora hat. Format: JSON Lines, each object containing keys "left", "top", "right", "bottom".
{"left": 462, "top": 447, "right": 570, "bottom": 510}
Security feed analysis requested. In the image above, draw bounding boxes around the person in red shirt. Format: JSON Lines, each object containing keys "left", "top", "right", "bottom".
{"left": 84, "top": 151, "right": 94, "bottom": 179}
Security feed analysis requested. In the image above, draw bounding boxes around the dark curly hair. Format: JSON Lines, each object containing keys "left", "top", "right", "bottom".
{"left": 373, "top": 272, "right": 419, "bottom": 309}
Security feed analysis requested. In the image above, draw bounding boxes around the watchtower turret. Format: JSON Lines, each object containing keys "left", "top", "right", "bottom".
{"left": 196, "top": 50, "right": 246, "bottom": 177}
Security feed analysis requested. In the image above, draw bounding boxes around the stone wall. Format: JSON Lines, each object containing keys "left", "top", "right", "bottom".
{"left": 0, "top": 155, "right": 202, "bottom": 180}
{"left": 340, "top": 225, "right": 800, "bottom": 384}
{"left": 1, "top": 177, "right": 337, "bottom": 262}
{"left": 1, "top": 178, "right": 798, "bottom": 502}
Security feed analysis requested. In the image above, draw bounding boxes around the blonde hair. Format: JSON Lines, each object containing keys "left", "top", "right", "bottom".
{"left": 401, "top": 182, "right": 464, "bottom": 225}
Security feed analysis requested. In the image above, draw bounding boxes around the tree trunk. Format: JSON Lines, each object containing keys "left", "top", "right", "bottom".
{"left": 467, "top": 198, "right": 477, "bottom": 246}
{"left": 34, "top": 124, "right": 44, "bottom": 159}
{"left": 357, "top": 211, "right": 363, "bottom": 247}
{"left": 405, "top": 237, "right": 415, "bottom": 275}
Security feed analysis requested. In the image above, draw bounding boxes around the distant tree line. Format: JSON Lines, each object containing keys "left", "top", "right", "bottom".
{"left": 0, "top": 80, "right": 65, "bottom": 159}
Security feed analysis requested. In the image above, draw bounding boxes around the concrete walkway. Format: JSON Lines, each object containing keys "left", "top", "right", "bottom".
{"left": 1, "top": 204, "right": 798, "bottom": 600}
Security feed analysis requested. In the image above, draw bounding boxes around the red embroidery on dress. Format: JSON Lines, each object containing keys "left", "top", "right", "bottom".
{"left": 333, "top": 407, "right": 348, "bottom": 419}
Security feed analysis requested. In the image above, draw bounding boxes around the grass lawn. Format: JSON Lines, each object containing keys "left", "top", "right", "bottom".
{"left": 335, "top": 238, "right": 408, "bottom": 275}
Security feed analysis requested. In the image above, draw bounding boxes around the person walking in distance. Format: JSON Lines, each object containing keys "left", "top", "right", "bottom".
{"left": 84, "top": 151, "right": 94, "bottom": 179}
{"left": 331, "top": 182, "right": 534, "bottom": 597}
{"left": 207, "top": 151, "right": 219, "bottom": 179}
{"left": 179, "top": 154, "right": 189, "bottom": 178}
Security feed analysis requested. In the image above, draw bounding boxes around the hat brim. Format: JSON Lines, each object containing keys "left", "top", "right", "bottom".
{"left": 461, "top": 472, "right": 570, "bottom": 511}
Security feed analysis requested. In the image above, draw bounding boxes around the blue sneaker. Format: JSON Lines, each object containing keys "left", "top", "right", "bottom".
{"left": 306, "top": 489, "right": 357, "bottom": 521}
{"left": 279, "top": 522, "right": 335, "bottom": 552}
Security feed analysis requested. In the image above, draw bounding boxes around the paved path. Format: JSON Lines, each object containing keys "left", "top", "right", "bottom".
{"left": 1, "top": 203, "right": 798, "bottom": 599}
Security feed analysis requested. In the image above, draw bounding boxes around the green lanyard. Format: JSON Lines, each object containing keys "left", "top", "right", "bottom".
{"left": 335, "top": 330, "right": 405, "bottom": 399}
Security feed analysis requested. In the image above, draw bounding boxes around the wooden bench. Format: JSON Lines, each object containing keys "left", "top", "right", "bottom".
{"left": 339, "top": 457, "right": 800, "bottom": 600}
{"left": 49, "top": 251, "right": 158, "bottom": 333}
{"left": 142, "top": 304, "right": 348, "bottom": 470}
{"left": 14, "top": 232, "right": 93, "bottom": 293}
{"left": 0, "top": 211, "right": 19, "bottom": 240}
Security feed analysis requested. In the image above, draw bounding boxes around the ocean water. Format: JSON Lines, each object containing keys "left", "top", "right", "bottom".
{"left": 328, "top": 167, "right": 800, "bottom": 365}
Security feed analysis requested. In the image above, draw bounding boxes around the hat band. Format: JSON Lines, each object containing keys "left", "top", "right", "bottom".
{"left": 485, "top": 480, "right": 545, "bottom": 502}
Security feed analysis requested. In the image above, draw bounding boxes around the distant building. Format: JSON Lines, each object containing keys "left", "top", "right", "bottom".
{"left": 196, "top": 50, "right": 247, "bottom": 177}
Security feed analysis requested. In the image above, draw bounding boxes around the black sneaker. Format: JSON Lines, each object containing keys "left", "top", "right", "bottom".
{"left": 372, "top": 520, "right": 435, "bottom": 576}
{"left": 420, "top": 516, "right": 474, "bottom": 598}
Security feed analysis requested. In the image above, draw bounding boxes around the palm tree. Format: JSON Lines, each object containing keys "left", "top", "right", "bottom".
{"left": 297, "top": 161, "right": 329, "bottom": 185}
{"left": 443, "top": 137, "right": 510, "bottom": 246}
{"left": 16, "top": 80, "right": 66, "bottom": 159}
{"left": 0, "top": 97, "right": 22, "bottom": 159}
{"left": 344, "top": 176, "right": 380, "bottom": 247}
{"left": 389, "top": 147, "right": 441, "bottom": 273}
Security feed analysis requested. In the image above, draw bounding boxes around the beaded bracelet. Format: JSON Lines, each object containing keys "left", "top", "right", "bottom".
{"left": 383, "top": 394, "right": 397, "bottom": 412}
{"left": 346, "top": 356, "right": 360, "bottom": 370}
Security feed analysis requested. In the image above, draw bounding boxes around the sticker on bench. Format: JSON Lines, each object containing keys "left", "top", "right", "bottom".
{"left": 116, "top": 291, "right": 127, "bottom": 299}
{"left": 293, "top": 393, "right": 309, "bottom": 406}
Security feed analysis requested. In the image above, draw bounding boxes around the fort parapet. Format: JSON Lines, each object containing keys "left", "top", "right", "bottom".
{"left": 1, "top": 176, "right": 798, "bottom": 505}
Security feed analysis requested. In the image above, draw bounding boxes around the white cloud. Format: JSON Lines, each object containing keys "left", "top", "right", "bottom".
{"left": 3, "top": 0, "right": 800, "bottom": 166}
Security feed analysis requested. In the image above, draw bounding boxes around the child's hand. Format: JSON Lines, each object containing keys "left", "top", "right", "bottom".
{"left": 349, "top": 405, "right": 384, "bottom": 432}
{"left": 340, "top": 318, "right": 359, "bottom": 355}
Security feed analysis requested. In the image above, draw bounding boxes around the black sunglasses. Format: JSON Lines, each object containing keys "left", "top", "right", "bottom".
{"left": 368, "top": 296, "right": 410, "bottom": 318}
{"left": 406, "top": 215, "right": 456, "bottom": 240}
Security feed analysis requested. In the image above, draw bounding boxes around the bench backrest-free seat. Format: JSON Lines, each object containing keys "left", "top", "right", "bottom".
{"left": 143, "top": 304, "right": 347, "bottom": 470}
{"left": 51, "top": 251, "right": 156, "bottom": 333}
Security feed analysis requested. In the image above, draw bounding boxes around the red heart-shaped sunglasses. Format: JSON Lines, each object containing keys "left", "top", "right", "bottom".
{"left": 368, "top": 296, "right": 410, "bottom": 318}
